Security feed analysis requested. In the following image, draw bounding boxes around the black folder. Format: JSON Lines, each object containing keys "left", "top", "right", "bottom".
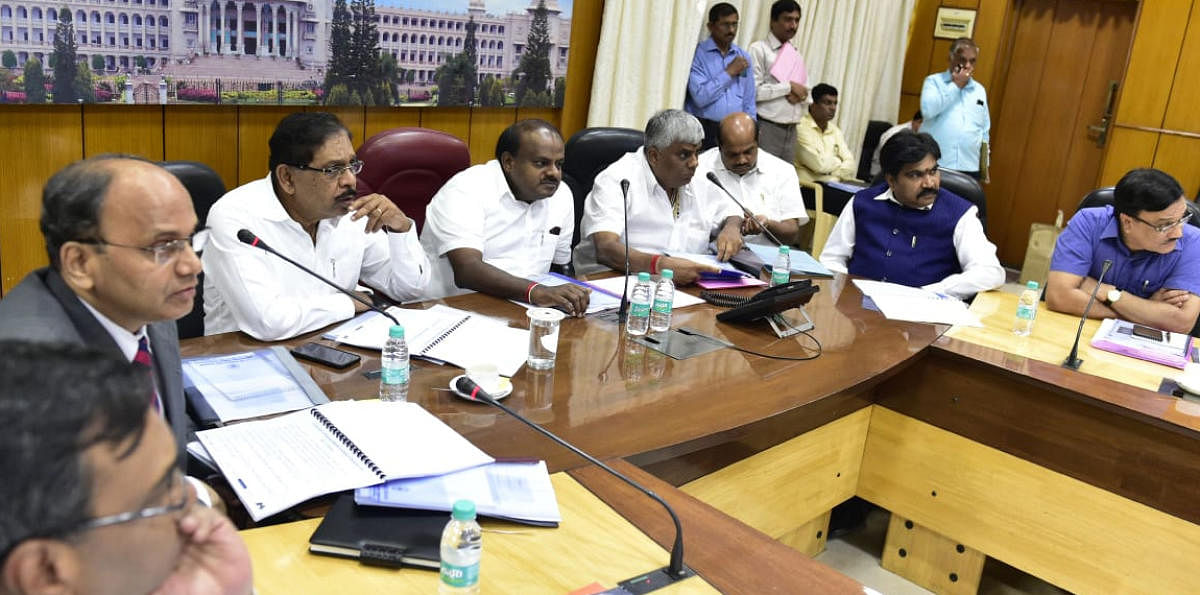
{"left": 308, "top": 494, "right": 443, "bottom": 570}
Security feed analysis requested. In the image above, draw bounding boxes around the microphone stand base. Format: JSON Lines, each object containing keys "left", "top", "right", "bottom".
{"left": 1062, "top": 356, "right": 1083, "bottom": 370}
{"left": 618, "top": 565, "right": 696, "bottom": 594}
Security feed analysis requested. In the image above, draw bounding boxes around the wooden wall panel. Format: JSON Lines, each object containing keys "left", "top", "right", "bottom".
{"left": 82, "top": 105, "right": 164, "bottom": 160}
{"left": 0, "top": 107, "right": 83, "bottom": 294}
{"left": 164, "top": 106, "right": 238, "bottom": 191}
{"left": 973, "top": 0, "right": 1012, "bottom": 98}
{"left": 1152, "top": 135, "right": 1200, "bottom": 198}
{"left": 901, "top": 0, "right": 943, "bottom": 98}
{"left": 421, "top": 107, "right": 475, "bottom": 162}
{"left": 561, "top": 0, "right": 604, "bottom": 138}
{"left": 1162, "top": 0, "right": 1200, "bottom": 133}
{"left": 1112, "top": 0, "right": 1191, "bottom": 128}
{"left": 1099, "top": 127, "right": 1159, "bottom": 186}
{"left": 363, "top": 107, "right": 422, "bottom": 140}
{"left": 236, "top": 107, "right": 302, "bottom": 184}
{"left": 316, "top": 106, "right": 367, "bottom": 144}
{"left": 468, "top": 108, "right": 518, "bottom": 164}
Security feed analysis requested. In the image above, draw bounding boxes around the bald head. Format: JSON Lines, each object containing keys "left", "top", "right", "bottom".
{"left": 717, "top": 112, "right": 759, "bottom": 176}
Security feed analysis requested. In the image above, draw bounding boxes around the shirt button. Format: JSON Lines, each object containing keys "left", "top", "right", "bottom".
{"left": 886, "top": 250, "right": 892, "bottom": 257}
{"left": 892, "top": 228, "right": 899, "bottom": 235}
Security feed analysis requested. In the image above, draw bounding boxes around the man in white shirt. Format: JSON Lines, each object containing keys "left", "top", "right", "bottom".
{"left": 699, "top": 112, "right": 808, "bottom": 246}
{"left": 575, "top": 109, "right": 745, "bottom": 285}
{"left": 748, "top": 0, "right": 808, "bottom": 163}
{"left": 203, "top": 112, "right": 430, "bottom": 340}
{"left": 421, "top": 119, "right": 589, "bottom": 315}
{"left": 819, "top": 132, "right": 1003, "bottom": 300}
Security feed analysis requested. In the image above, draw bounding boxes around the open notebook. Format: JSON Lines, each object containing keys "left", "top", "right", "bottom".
{"left": 196, "top": 401, "right": 493, "bottom": 521}
{"left": 323, "top": 304, "right": 528, "bottom": 376}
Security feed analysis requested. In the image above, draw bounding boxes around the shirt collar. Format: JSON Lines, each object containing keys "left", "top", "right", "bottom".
{"left": 486, "top": 160, "right": 523, "bottom": 207}
{"left": 77, "top": 297, "right": 146, "bottom": 362}
{"left": 767, "top": 34, "right": 785, "bottom": 50}
{"left": 875, "top": 187, "right": 934, "bottom": 211}
{"left": 714, "top": 150, "right": 761, "bottom": 179}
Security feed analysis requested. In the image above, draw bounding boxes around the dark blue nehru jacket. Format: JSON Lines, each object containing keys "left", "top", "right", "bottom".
{"left": 847, "top": 184, "right": 972, "bottom": 288}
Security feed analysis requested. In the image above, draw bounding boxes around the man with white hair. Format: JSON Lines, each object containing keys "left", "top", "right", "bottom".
{"left": 575, "top": 109, "right": 745, "bottom": 285}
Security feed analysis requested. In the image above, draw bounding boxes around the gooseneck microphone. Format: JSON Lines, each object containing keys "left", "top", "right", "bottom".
{"left": 1063, "top": 258, "right": 1113, "bottom": 370}
{"left": 618, "top": 179, "right": 632, "bottom": 324}
{"left": 236, "top": 229, "right": 400, "bottom": 326}
{"left": 705, "top": 171, "right": 784, "bottom": 246}
{"left": 454, "top": 376, "right": 693, "bottom": 586}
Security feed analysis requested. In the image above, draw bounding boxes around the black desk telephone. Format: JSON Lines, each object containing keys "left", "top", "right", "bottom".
{"left": 702, "top": 280, "right": 820, "bottom": 323}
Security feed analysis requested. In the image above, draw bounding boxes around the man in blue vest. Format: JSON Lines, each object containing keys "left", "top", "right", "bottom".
{"left": 819, "top": 131, "right": 1004, "bottom": 300}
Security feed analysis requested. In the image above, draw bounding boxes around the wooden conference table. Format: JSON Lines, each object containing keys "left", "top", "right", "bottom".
{"left": 184, "top": 280, "right": 1200, "bottom": 594}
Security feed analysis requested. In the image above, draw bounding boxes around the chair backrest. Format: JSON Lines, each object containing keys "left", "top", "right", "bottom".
{"left": 1078, "top": 185, "right": 1200, "bottom": 228}
{"left": 563, "top": 127, "right": 645, "bottom": 246}
{"left": 356, "top": 127, "right": 471, "bottom": 233}
{"left": 161, "top": 160, "right": 226, "bottom": 340}
{"left": 857, "top": 120, "right": 893, "bottom": 182}
{"left": 938, "top": 167, "right": 987, "bottom": 230}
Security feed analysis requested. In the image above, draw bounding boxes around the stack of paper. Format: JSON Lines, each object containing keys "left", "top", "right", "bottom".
{"left": 853, "top": 280, "right": 981, "bottom": 327}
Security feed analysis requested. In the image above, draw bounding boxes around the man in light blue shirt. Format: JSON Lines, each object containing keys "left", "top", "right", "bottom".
{"left": 920, "top": 37, "right": 990, "bottom": 181}
{"left": 685, "top": 2, "right": 756, "bottom": 150}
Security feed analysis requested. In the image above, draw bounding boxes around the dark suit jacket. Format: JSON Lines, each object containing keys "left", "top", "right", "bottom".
{"left": 0, "top": 268, "right": 189, "bottom": 452}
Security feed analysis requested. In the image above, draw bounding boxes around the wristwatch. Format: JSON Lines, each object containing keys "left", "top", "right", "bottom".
{"left": 1106, "top": 289, "right": 1122, "bottom": 307}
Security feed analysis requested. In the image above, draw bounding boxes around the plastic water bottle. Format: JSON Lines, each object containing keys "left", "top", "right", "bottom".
{"left": 771, "top": 245, "right": 792, "bottom": 286}
{"left": 626, "top": 271, "right": 653, "bottom": 336}
{"left": 1013, "top": 281, "right": 1040, "bottom": 336}
{"left": 649, "top": 269, "right": 675, "bottom": 333}
{"left": 439, "top": 499, "right": 482, "bottom": 595}
{"left": 379, "top": 324, "right": 409, "bottom": 402}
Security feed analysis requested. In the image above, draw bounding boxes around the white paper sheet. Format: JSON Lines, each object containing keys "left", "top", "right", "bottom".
{"left": 853, "top": 279, "right": 982, "bottom": 327}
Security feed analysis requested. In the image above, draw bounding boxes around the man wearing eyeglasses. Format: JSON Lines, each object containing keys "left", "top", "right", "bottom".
{"left": 0, "top": 155, "right": 202, "bottom": 460}
{"left": 1046, "top": 168, "right": 1200, "bottom": 334}
{"left": 202, "top": 112, "right": 430, "bottom": 340}
{"left": 819, "top": 131, "right": 1004, "bottom": 300}
{"left": 0, "top": 341, "right": 253, "bottom": 595}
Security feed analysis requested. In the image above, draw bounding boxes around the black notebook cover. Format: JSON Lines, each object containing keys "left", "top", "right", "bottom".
{"left": 308, "top": 494, "right": 443, "bottom": 570}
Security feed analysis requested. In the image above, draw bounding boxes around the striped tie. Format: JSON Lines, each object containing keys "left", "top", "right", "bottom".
{"left": 133, "top": 336, "right": 163, "bottom": 414}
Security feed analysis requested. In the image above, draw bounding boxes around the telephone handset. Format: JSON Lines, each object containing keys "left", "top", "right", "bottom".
{"left": 704, "top": 280, "right": 819, "bottom": 323}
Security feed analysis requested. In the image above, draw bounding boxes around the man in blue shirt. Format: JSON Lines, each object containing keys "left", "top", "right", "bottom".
{"left": 685, "top": 2, "right": 756, "bottom": 150}
{"left": 1047, "top": 168, "right": 1200, "bottom": 334}
{"left": 920, "top": 37, "right": 990, "bottom": 181}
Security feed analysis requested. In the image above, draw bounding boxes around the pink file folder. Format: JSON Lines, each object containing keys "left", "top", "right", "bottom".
{"left": 770, "top": 43, "right": 807, "bottom": 86}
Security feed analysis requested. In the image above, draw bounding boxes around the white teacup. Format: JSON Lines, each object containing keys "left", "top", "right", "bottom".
{"left": 1177, "top": 362, "right": 1200, "bottom": 395}
{"left": 466, "top": 363, "right": 502, "bottom": 394}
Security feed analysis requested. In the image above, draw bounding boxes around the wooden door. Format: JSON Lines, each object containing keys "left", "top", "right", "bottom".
{"left": 986, "top": 0, "right": 1136, "bottom": 266}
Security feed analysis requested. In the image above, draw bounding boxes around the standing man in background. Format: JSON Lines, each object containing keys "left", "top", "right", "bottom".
{"left": 749, "top": 0, "right": 808, "bottom": 164}
{"left": 920, "top": 37, "right": 990, "bottom": 182}
{"left": 685, "top": 2, "right": 756, "bottom": 150}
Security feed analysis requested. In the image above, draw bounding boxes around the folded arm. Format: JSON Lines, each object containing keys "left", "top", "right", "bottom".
{"left": 1046, "top": 271, "right": 1200, "bottom": 333}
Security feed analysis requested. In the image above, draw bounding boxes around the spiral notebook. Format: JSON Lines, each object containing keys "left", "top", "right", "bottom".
{"left": 196, "top": 401, "right": 494, "bottom": 521}
{"left": 324, "top": 304, "right": 529, "bottom": 376}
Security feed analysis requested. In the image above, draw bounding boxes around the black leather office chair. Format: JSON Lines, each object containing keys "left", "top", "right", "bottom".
{"left": 562, "top": 127, "right": 645, "bottom": 247}
{"left": 857, "top": 120, "right": 892, "bottom": 182}
{"left": 162, "top": 160, "right": 226, "bottom": 340}
{"left": 939, "top": 167, "right": 987, "bottom": 230}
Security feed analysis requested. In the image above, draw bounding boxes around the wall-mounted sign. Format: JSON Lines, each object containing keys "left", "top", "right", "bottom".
{"left": 935, "top": 7, "right": 977, "bottom": 40}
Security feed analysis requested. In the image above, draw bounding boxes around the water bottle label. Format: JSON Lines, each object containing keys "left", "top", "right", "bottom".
{"left": 381, "top": 362, "right": 409, "bottom": 385}
{"left": 440, "top": 561, "right": 479, "bottom": 588}
{"left": 652, "top": 298, "right": 671, "bottom": 314}
{"left": 631, "top": 302, "right": 651, "bottom": 318}
{"left": 1016, "top": 304, "right": 1035, "bottom": 321}
{"left": 771, "top": 270, "right": 790, "bottom": 286}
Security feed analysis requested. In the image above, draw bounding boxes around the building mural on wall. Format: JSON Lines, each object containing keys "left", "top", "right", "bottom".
{"left": 0, "top": 0, "right": 570, "bottom": 105}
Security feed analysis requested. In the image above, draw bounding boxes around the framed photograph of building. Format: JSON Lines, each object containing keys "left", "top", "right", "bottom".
{"left": 0, "top": 0, "right": 571, "bottom": 106}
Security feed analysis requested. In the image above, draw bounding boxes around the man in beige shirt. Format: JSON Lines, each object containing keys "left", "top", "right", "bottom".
{"left": 748, "top": 0, "right": 807, "bottom": 163}
{"left": 795, "top": 83, "right": 857, "bottom": 184}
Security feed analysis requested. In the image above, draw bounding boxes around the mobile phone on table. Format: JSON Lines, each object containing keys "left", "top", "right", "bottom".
{"left": 1131, "top": 324, "right": 1164, "bottom": 342}
{"left": 291, "top": 342, "right": 361, "bottom": 369}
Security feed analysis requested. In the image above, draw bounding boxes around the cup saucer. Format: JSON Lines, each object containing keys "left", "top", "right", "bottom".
{"left": 450, "top": 374, "right": 512, "bottom": 401}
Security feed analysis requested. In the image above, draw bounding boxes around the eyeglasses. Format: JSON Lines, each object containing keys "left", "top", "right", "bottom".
{"left": 75, "top": 469, "right": 190, "bottom": 532}
{"left": 1132, "top": 212, "right": 1192, "bottom": 234}
{"left": 288, "top": 159, "right": 364, "bottom": 179}
{"left": 76, "top": 229, "right": 210, "bottom": 266}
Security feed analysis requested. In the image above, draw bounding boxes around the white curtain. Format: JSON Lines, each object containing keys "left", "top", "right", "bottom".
{"left": 588, "top": 0, "right": 916, "bottom": 161}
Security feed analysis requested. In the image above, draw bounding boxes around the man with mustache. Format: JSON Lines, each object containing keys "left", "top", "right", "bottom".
{"left": 698, "top": 112, "right": 808, "bottom": 246}
{"left": 921, "top": 37, "right": 990, "bottom": 182}
{"left": 684, "top": 2, "right": 756, "bottom": 150}
{"left": 748, "top": 0, "right": 807, "bottom": 163}
{"left": 819, "top": 132, "right": 1003, "bottom": 300}
{"left": 0, "top": 155, "right": 201, "bottom": 463}
{"left": 202, "top": 112, "right": 430, "bottom": 340}
{"left": 1046, "top": 168, "right": 1200, "bottom": 333}
{"left": 576, "top": 109, "right": 745, "bottom": 286}
{"left": 420, "top": 119, "right": 589, "bottom": 315}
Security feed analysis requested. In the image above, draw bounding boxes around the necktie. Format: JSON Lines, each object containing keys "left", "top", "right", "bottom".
{"left": 133, "top": 336, "right": 163, "bottom": 414}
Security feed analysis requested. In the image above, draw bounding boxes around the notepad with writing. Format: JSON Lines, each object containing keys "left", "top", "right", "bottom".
{"left": 323, "top": 304, "right": 529, "bottom": 376}
{"left": 196, "top": 400, "right": 494, "bottom": 521}
{"left": 309, "top": 493, "right": 443, "bottom": 569}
